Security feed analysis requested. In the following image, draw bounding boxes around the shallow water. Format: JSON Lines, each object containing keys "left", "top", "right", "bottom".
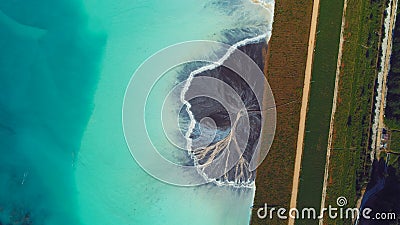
{"left": 0, "top": 0, "right": 105, "bottom": 224}
{"left": 0, "top": 0, "right": 273, "bottom": 224}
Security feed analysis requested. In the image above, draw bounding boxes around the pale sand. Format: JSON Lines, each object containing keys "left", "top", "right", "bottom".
{"left": 287, "top": 0, "right": 320, "bottom": 223}
{"left": 376, "top": 0, "right": 398, "bottom": 157}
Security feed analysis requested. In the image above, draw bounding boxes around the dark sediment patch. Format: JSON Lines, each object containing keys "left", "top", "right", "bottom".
{"left": 181, "top": 41, "right": 266, "bottom": 186}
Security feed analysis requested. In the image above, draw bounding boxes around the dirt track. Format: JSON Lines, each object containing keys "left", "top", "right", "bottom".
{"left": 250, "top": 0, "right": 314, "bottom": 223}
{"left": 287, "top": 0, "right": 320, "bottom": 223}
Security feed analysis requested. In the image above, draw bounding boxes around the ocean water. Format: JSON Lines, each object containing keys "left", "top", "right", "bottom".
{"left": 0, "top": 0, "right": 105, "bottom": 224}
{"left": 0, "top": 0, "right": 274, "bottom": 224}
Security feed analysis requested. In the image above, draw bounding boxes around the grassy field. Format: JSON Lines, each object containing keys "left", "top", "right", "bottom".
{"left": 388, "top": 131, "right": 400, "bottom": 165}
{"left": 324, "top": 0, "right": 388, "bottom": 224}
{"left": 385, "top": 8, "right": 400, "bottom": 166}
{"left": 250, "top": 0, "right": 313, "bottom": 224}
{"left": 386, "top": 7, "right": 400, "bottom": 127}
{"left": 294, "top": 0, "right": 344, "bottom": 224}
{"left": 385, "top": 10, "right": 400, "bottom": 167}
{"left": 390, "top": 132, "right": 400, "bottom": 151}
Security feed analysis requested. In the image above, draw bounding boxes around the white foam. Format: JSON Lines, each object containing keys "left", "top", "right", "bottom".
{"left": 371, "top": 0, "right": 398, "bottom": 160}
{"left": 180, "top": 30, "right": 269, "bottom": 188}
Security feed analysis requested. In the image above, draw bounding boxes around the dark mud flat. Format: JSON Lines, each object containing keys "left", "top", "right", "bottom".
{"left": 182, "top": 42, "right": 267, "bottom": 185}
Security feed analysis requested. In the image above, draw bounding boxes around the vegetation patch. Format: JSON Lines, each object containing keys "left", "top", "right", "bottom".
{"left": 386, "top": 10, "right": 400, "bottom": 129}
{"left": 295, "top": 0, "right": 344, "bottom": 224}
{"left": 325, "top": 0, "right": 388, "bottom": 224}
{"left": 250, "top": 0, "right": 313, "bottom": 224}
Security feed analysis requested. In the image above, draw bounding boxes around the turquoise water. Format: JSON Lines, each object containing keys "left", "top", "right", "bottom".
{"left": 0, "top": 0, "right": 273, "bottom": 224}
{"left": 0, "top": 0, "right": 105, "bottom": 224}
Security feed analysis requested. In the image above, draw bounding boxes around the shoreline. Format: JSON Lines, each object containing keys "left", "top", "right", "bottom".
{"left": 182, "top": 36, "right": 269, "bottom": 188}
{"left": 374, "top": 0, "right": 398, "bottom": 159}
{"left": 180, "top": 0, "right": 275, "bottom": 189}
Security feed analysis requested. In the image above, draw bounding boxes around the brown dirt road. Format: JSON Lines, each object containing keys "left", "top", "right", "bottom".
{"left": 250, "top": 0, "right": 313, "bottom": 224}
{"left": 287, "top": 0, "right": 320, "bottom": 223}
